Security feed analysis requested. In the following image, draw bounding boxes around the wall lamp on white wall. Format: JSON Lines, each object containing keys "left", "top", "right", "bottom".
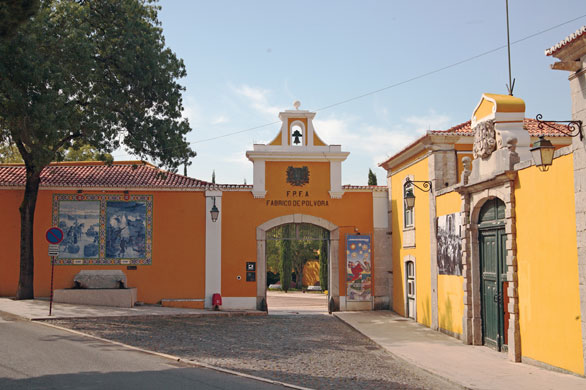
{"left": 210, "top": 197, "right": 219, "bottom": 222}
{"left": 404, "top": 178, "right": 432, "bottom": 210}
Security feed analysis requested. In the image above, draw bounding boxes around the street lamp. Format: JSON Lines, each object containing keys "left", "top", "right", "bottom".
{"left": 403, "top": 178, "right": 432, "bottom": 210}
{"left": 530, "top": 136, "right": 555, "bottom": 172}
{"left": 210, "top": 197, "right": 219, "bottom": 222}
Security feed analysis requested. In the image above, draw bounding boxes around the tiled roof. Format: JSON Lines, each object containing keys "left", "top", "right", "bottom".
{"left": 0, "top": 161, "right": 211, "bottom": 189}
{"left": 429, "top": 118, "right": 569, "bottom": 137}
{"left": 343, "top": 185, "right": 387, "bottom": 191}
{"left": 545, "top": 26, "right": 586, "bottom": 57}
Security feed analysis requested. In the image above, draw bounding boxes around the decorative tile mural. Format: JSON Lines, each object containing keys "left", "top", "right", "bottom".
{"left": 52, "top": 194, "right": 152, "bottom": 265}
{"left": 346, "top": 234, "right": 372, "bottom": 301}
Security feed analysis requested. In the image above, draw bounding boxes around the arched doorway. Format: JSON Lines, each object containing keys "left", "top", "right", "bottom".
{"left": 256, "top": 214, "right": 339, "bottom": 312}
{"left": 478, "top": 198, "right": 507, "bottom": 351}
{"left": 265, "top": 223, "right": 329, "bottom": 313}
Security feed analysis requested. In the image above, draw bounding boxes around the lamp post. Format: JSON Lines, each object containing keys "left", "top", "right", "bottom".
{"left": 210, "top": 197, "right": 219, "bottom": 222}
{"left": 403, "top": 178, "right": 432, "bottom": 210}
{"left": 530, "top": 136, "right": 555, "bottom": 172}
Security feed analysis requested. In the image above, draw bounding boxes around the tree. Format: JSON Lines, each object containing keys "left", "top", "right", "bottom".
{"left": 0, "top": 142, "right": 23, "bottom": 163}
{"left": 0, "top": 0, "right": 195, "bottom": 299}
{"left": 279, "top": 225, "right": 292, "bottom": 292}
{"left": 368, "top": 168, "right": 378, "bottom": 185}
{"left": 59, "top": 141, "right": 113, "bottom": 163}
{"left": 1, "top": 140, "right": 113, "bottom": 163}
{"left": 291, "top": 239, "right": 319, "bottom": 289}
{"left": 319, "top": 239, "right": 328, "bottom": 291}
{"left": 0, "top": 0, "right": 39, "bottom": 39}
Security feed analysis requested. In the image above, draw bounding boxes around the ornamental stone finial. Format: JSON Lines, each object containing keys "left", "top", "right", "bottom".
{"left": 293, "top": 100, "right": 301, "bottom": 110}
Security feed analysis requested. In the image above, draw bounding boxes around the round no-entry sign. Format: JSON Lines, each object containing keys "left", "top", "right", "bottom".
{"left": 46, "top": 227, "right": 64, "bottom": 244}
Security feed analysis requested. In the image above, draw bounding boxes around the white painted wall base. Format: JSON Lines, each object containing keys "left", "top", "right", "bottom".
{"left": 220, "top": 297, "right": 257, "bottom": 310}
{"left": 339, "top": 296, "right": 373, "bottom": 311}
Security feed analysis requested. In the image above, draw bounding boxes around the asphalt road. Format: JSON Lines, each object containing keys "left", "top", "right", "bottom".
{"left": 0, "top": 313, "right": 288, "bottom": 390}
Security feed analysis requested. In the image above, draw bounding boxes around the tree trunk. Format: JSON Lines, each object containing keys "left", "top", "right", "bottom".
{"left": 16, "top": 166, "right": 42, "bottom": 299}
{"left": 296, "top": 266, "right": 303, "bottom": 290}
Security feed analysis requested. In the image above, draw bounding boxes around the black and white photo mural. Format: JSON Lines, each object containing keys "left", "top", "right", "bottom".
{"left": 437, "top": 213, "right": 462, "bottom": 276}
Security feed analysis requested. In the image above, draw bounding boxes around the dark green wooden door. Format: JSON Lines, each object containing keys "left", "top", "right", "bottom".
{"left": 478, "top": 198, "right": 507, "bottom": 351}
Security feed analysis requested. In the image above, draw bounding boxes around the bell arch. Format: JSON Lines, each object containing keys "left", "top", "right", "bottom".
{"left": 256, "top": 214, "right": 340, "bottom": 311}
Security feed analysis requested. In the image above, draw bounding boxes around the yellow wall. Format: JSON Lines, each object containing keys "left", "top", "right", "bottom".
{"left": 515, "top": 153, "right": 584, "bottom": 375}
{"left": 438, "top": 275, "right": 463, "bottom": 335}
{"left": 303, "top": 260, "right": 320, "bottom": 287}
{"left": 390, "top": 156, "right": 432, "bottom": 326}
{"left": 0, "top": 189, "right": 207, "bottom": 305}
{"left": 436, "top": 191, "right": 462, "bottom": 217}
{"left": 436, "top": 191, "right": 464, "bottom": 335}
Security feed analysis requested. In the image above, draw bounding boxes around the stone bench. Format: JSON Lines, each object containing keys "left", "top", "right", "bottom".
{"left": 53, "top": 270, "right": 136, "bottom": 308}
{"left": 73, "top": 270, "right": 127, "bottom": 289}
{"left": 54, "top": 288, "right": 137, "bottom": 308}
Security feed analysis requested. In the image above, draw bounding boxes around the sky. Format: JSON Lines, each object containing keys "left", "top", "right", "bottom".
{"left": 112, "top": 0, "right": 586, "bottom": 185}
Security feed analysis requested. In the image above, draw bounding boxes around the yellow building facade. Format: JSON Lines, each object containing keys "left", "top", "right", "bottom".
{"left": 381, "top": 91, "right": 585, "bottom": 375}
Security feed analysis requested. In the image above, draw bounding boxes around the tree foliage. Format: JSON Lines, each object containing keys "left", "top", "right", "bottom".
{"left": 319, "top": 239, "right": 328, "bottom": 291}
{"left": 0, "top": 0, "right": 195, "bottom": 299}
{"left": 0, "top": 142, "right": 23, "bottom": 163}
{"left": 279, "top": 225, "right": 292, "bottom": 292}
{"left": 0, "top": 0, "right": 39, "bottom": 39}
{"left": 368, "top": 168, "right": 378, "bottom": 185}
{"left": 291, "top": 239, "right": 319, "bottom": 289}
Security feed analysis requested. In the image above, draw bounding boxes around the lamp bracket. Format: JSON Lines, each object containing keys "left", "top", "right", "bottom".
{"left": 536, "top": 114, "right": 583, "bottom": 140}
{"left": 404, "top": 178, "right": 432, "bottom": 193}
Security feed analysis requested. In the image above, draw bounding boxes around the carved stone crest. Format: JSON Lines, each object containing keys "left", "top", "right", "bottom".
{"left": 286, "top": 166, "right": 310, "bottom": 186}
{"left": 473, "top": 120, "right": 496, "bottom": 159}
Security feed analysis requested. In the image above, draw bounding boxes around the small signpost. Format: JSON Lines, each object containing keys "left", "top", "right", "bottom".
{"left": 46, "top": 227, "right": 63, "bottom": 316}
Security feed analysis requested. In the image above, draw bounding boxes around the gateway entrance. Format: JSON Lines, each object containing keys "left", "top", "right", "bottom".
{"left": 265, "top": 223, "right": 329, "bottom": 314}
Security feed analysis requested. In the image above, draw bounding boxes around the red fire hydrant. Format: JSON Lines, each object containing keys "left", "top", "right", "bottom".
{"left": 212, "top": 293, "right": 222, "bottom": 311}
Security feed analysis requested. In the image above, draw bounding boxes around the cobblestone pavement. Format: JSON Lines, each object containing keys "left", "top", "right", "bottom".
{"left": 48, "top": 315, "right": 462, "bottom": 390}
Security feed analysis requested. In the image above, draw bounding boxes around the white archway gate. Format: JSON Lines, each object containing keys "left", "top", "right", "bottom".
{"left": 256, "top": 214, "right": 339, "bottom": 311}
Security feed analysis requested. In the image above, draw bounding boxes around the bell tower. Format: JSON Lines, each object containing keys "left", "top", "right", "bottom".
{"left": 245, "top": 101, "right": 349, "bottom": 199}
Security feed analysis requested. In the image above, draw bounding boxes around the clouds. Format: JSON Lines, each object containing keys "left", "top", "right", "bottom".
{"left": 175, "top": 83, "right": 454, "bottom": 185}
{"left": 232, "top": 84, "right": 285, "bottom": 117}
{"left": 314, "top": 109, "right": 451, "bottom": 171}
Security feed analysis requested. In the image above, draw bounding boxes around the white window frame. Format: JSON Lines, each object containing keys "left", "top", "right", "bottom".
{"left": 403, "top": 176, "right": 414, "bottom": 229}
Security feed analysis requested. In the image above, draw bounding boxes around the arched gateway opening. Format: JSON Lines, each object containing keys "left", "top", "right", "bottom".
{"left": 255, "top": 214, "right": 339, "bottom": 312}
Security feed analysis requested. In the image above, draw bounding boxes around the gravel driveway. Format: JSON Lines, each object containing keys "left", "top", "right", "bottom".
{"left": 48, "top": 315, "right": 461, "bottom": 390}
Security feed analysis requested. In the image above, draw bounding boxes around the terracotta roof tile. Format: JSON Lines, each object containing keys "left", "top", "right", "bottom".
{"left": 429, "top": 118, "right": 569, "bottom": 137}
{"left": 0, "top": 161, "right": 211, "bottom": 189}
{"left": 545, "top": 26, "right": 586, "bottom": 57}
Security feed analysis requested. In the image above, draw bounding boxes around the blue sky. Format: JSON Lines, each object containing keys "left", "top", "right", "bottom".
{"left": 113, "top": 1, "right": 586, "bottom": 185}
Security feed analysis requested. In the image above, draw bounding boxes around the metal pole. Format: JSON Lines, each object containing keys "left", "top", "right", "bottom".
{"left": 49, "top": 256, "right": 55, "bottom": 316}
{"left": 506, "top": 0, "right": 514, "bottom": 95}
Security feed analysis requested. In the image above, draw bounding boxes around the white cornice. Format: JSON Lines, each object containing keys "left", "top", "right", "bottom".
{"left": 246, "top": 151, "right": 349, "bottom": 162}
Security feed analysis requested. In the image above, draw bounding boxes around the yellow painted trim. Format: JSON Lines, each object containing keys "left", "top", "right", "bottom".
{"left": 474, "top": 99, "right": 495, "bottom": 122}
{"left": 484, "top": 93, "right": 525, "bottom": 113}
{"left": 269, "top": 130, "right": 283, "bottom": 145}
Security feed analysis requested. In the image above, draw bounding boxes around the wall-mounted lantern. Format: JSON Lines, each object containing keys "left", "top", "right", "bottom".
{"left": 530, "top": 136, "right": 555, "bottom": 172}
{"left": 533, "top": 114, "right": 583, "bottom": 172}
{"left": 210, "top": 197, "right": 219, "bottom": 222}
{"left": 403, "top": 178, "right": 432, "bottom": 210}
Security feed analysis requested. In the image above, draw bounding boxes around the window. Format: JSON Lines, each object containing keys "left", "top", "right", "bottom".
{"left": 403, "top": 181, "right": 414, "bottom": 228}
